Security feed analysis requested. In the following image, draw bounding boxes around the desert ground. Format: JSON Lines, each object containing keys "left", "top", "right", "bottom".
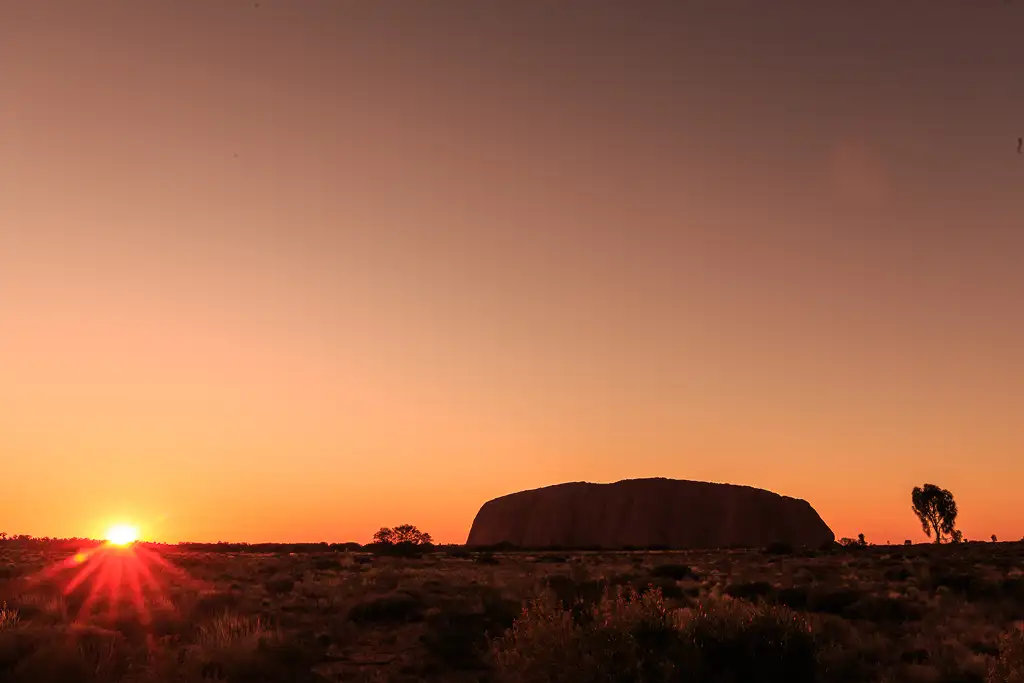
{"left": 1, "top": 541, "right": 1023, "bottom": 682}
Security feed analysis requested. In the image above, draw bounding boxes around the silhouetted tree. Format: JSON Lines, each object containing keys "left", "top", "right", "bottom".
{"left": 911, "top": 483, "right": 958, "bottom": 544}
{"left": 0, "top": 532, "right": 6, "bottom": 541}
{"left": 372, "top": 524, "right": 432, "bottom": 545}
{"left": 838, "top": 534, "right": 868, "bottom": 548}
{"left": 372, "top": 527, "right": 395, "bottom": 544}
{"left": 992, "top": 534, "right": 998, "bottom": 543}
{"left": 951, "top": 529, "right": 964, "bottom": 544}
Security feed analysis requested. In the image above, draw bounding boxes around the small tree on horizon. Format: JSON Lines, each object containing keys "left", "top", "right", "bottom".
{"left": 372, "top": 524, "right": 432, "bottom": 546}
{"left": 911, "top": 483, "right": 958, "bottom": 544}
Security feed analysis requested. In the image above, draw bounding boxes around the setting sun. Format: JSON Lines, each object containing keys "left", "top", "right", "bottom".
{"left": 105, "top": 524, "right": 139, "bottom": 546}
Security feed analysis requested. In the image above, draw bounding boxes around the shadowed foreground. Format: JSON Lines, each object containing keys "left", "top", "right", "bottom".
{"left": 1, "top": 541, "right": 1023, "bottom": 682}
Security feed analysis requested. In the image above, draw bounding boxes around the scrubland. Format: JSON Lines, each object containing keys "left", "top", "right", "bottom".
{"left": 1, "top": 541, "right": 1023, "bottom": 682}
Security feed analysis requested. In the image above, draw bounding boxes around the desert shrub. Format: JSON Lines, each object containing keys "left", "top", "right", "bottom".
{"left": 765, "top": 541, "right": 795, "bottom": 555}
{"left": 928, "top": 569, "right": 1002, "bottom": 602}
{"left": 805, "top": 587, "right": 864, "bottom": 615}
{"left": 475, "top": 552, "right": 500, "bottom": 565}
{"left": 649, "top": 564, "right": 693, "bottom": 581}
{"left": 0, "top": 627, "right": 38, "bottom": 673}
{"left": 647, "top": 577, "right": 688, "bottom": 600}
{"left": 475, "top": 542, "right": 520, "bottom": 552}
{"left": 369, "top": 540, "right": 434, "bottom": 558}
{"left": 5, "top": 624, "right": 134, "bottom": 683}
{"left": 1001, "top": 578, "right": 1024, "bottom": 606}
{"left": 190, "top": 614, "right": 319, "bottom": 682}
{"left": 329, "top": 542, "right": 363, "bottom": 552}
{"left": 347, "top": 593, "right": 426, "bottom": 624}
{"left": 373, "top": 524, "right": 432, "bottom": 545}
{"left": 844, "top": 595, "right": 924, "bottom": 623}
{"left": 725, "top": 580, "right": 774, "bottom": 602}
{"left": 264, "top": 576, "right": 295, "bottom": 596}
{"left": 990, "top": 627, "right": 1024, "bottom": 683}
{"left": 197, "top": 612, "right": 268, "bottom": 650}
{"left": 191, "top": 591, "right": 242, "bottom": 621}
{"left": 544, "top": 575, "right": 608, "bottom": 625}
{"left": 312, "top": 555, "right": 342, "bottom": 571}
{"left": 607, "top": 572, "right": 638, "bottom": 587}
{"left": 902, "top": 647, "right": 931, "bottom": 664}
{"left": 682, "top": 600, "right": 818, "bottom": 682}
{"left": 421, "top": 590, "right": 520, "bottom": 671}
{"left": 774, "top": 585, "right": 811, "bottom": 610}
{"left": 883, "top": 565, "right": 913, "bottom": 582}
{"left": 535, "top": 555, "right": 568, "bottom": 564}
{"left": 493, "top": 587, "right": 818, "bottom": 683}
{"left": 0, "top": 603, "right": 17, "bottom": 631}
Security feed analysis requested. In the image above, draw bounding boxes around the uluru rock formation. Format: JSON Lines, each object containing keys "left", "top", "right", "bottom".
{"left": 466, "top": 478, "right": 834, "bottom": 549}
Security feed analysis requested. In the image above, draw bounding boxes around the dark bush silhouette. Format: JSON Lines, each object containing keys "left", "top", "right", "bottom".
{"left": 494, "top": 588, "right": 818, "bottom": 683}
{"left": 366, "top": 525, "right": 434, "bottom": 558}
{"left": 544, "top": 575, "right": 609, "bottom": 625}
{"left": 421, "top": 589, "right": 520, "bottom": 671}
{"left": 884, "top": 565, "right": 913, "bottom": 582}
{"left": 347, "top": 593, "right": 426, "bottom": 624}
{"left": 838, "top": 534, "right": 868, "bottom": 548}
{"left": 989, "top": 626, "right": 1024, "bottom": 682}
{"left": 774, "top": 586, "right": 810, "bottom": 610}
{"left": 312, "top": 556, "right": 342, "bottom": 571}
{"left": 649, "top": 564, "right": 694, "bottom": 581}
{"left": 725, "top": 581, "right": 774, "bottom": 602}
{"left": 844, "top": 595, "right": 924, "bottom": 623}
{"left": 765, "top": 541, "right": 795, "bottom": 555}
{"left": 911, "top": 484, "right": 959, "bottom": 544}
{"left": 263, "top": 577, "right": 295, "bottom": 596}
{"left": 372, "top": 524, "right": 433, "bottom": 546}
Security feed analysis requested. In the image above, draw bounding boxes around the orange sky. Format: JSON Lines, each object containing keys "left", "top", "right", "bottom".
{"left": 1, "top": 1, "right": 1022, "bottom": 545}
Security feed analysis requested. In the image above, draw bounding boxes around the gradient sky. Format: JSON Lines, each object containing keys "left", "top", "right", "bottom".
{"left": 1, "top": 1, "right": 1022, "bottom": 544}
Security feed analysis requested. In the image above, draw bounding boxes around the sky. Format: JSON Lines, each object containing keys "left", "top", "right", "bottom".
{"left": 1, "top": 1, "right": 1022, "bottom": 545}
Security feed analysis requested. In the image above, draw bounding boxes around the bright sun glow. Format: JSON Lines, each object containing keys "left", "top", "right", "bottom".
{"left": 105, "top": 525, "right": 139, "bottom": 546}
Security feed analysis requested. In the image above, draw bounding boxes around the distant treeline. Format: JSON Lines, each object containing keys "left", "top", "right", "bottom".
{"left": 0, "top": 535, "right": 105, "bottom": 550}
{"left": 4, "top": 535, "right": 1013, "bottom": 554}
{"left": 0, "top": 535, "right": 775, "bottom": 554}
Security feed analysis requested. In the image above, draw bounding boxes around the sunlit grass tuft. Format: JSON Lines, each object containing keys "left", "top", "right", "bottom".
{"left": 197, "top": 612, "right": 270, "bottom": 650}
{"left": 989, "top": 625, "right": 1024, "bottom": 683}
{"left": 0, "top": 601, "right": 19, "bottom": 630}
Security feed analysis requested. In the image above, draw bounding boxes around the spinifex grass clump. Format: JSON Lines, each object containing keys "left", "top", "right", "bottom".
{"left": 990, "top": 626, "right": 1024, "bottom": 683}
{"left": 493, "top": 586, "right": 817, "bottom": 683}
{"left": 0, "top": 602, "right": 18, "bottom": 631}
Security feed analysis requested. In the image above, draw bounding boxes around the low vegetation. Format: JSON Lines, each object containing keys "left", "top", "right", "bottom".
{"left": 0, "top": 539, "right": 1023, "bottom": 682}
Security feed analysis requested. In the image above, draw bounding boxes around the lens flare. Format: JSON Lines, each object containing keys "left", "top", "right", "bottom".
{"left": 20, "top": 539, "right": 210, "bottom": 630}
{"left": 105, "top": 525, "right": 139, "bottom": 546}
